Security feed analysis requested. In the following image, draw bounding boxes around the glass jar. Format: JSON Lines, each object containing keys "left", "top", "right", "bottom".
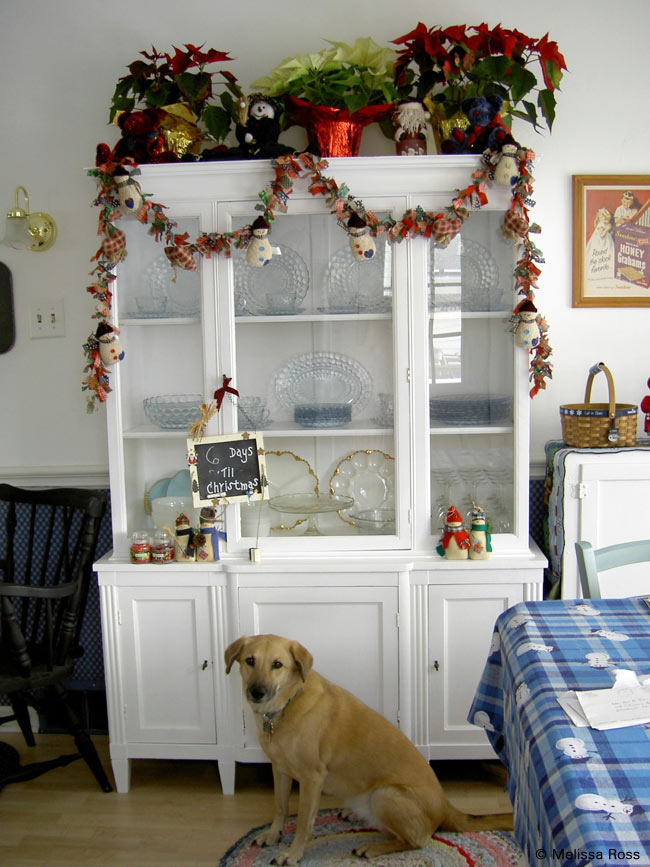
{"left": 151, "top": 529, "right": 175, "bottom": 562}
{"left": 130, "top": 531, "right": 151, "bottom": 563}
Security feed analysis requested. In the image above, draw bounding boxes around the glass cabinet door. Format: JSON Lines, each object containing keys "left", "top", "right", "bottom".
{"left": 417, "top": 207, "right": 529, "bottom": 554}
{"left": 214, "top": 202, "right": 411, "bottom": 552}
{"left": 108, "top": 206, "right": 211, "bottom": 555}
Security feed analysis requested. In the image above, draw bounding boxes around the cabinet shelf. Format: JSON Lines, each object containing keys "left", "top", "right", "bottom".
{"left": 429, "top": 425, "right": 513, "bottom": 435}
{"left": 120, "top": 316, "right": 201, "bottom": 326}
{"left": 236, "top": 312, "right": 392, "bottom": 324}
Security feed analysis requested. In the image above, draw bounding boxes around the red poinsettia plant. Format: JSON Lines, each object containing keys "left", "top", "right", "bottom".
{"left": 392, "top": 23, "right": 567, "bottom": 133}
{"left": 109, "top": 43, "right": 241, "bottom": 142}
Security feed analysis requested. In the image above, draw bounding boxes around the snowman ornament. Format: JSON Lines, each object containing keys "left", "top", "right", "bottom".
{"left": 347, "top": 213, "right": 376, "bottom": 261}
{"left": 513, "top": 299, "right": 540, "bottom": 348}
{"left": 95, "top": 321, "right": 124, "bottom": 366}
{"left": 492, "top": 143, "right": 520, "bottom": 187}
{"left": 113, "top": 167, "right": 143, "bottom": 215}
{"left": 246, "top": 216, "right": 272, "bottom": 268}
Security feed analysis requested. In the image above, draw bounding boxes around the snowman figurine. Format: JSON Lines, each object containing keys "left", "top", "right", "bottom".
{"left": 246, "top": 216, "right": 273, "bottom": 268}
{"left": 173, "top": 513, "right": 196, "bottom": 562}
{"left": 436, "top": 505, "right": 470, "bottom": 560}
{"left": 95, "top": 322, "right": 124, "bottom": 366}
{"left": 513, "top": 299, "right": 540, "bottom": 348}
{"left": 469, "top": 503, "right": 492, "bottom": 560}
{"left": 113, "top": 167, "right": 143, "bottom": 215}
{"left": 195, "top": 507, "right": 226, "bottom": 562}
{"left": 347, "top": 213, "right": 376, "bottom": 261}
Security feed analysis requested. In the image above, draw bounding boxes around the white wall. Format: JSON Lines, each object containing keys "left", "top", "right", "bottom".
{"left": 0, "top": 0, "right": 648, "bottom": 481}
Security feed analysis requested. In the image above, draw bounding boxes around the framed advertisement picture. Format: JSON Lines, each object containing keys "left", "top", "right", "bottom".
{"left": 573, "top": 175, "right": 650, "bottom": 307}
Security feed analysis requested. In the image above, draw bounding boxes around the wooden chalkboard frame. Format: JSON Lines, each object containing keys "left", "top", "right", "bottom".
{"left": 187, "top": 432, "right": 267, "bottom": 507}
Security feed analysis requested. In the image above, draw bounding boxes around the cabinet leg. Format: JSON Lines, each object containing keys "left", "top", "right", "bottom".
{"left": 218, "top": 759, "right": 235, "bottom": 796}
{"left": 111, "top": 756, "right": 131, "bottom": 793}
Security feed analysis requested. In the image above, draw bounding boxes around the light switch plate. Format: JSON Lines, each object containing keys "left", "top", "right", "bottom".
{"left": 30, "top": 299, "right": 65, "bottom": 338}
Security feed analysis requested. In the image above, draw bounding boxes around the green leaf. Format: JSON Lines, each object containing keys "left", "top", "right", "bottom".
{"left": 505, "top": 65, "right": 537, "bottom": 103}
{"left": 538, "top": 88, "right": 556, "bottom": 130}
{"left": 202, "top": 105, "right": 231, "bottom": 142}
{"left": 109, "top": 95, "right": 135, "bottom": 122}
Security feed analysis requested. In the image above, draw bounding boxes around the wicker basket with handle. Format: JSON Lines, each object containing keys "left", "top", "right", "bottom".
{"left": 560, "top": 362, "right": 638, "bottom": 448}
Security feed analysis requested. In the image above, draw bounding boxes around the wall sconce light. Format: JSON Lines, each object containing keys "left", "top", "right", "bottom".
{"left": 5, "top": 186, "right": 57, "bottom": 252}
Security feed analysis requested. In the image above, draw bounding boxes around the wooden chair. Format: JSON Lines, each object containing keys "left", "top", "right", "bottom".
{"left": 0, "top": 483, "right": 112, "bottom": 791}
{"left": 575, "top": 539, "right": 650, "bottom": 600}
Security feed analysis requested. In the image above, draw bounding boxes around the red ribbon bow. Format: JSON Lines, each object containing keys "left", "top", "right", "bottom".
{"left": 214, "top": 375, "right": 239, "bottom": 410}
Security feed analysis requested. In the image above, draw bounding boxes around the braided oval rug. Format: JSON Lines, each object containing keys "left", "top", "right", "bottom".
{"left": 220, "top": 809, "right": 526, "bottom": 866}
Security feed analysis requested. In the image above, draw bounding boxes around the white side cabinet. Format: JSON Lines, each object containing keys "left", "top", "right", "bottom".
{"left": 547, "top": 446, "right": 650, "bottom": 598}
{"left": 94, "top": 156, "right": 546, "bottom": 792}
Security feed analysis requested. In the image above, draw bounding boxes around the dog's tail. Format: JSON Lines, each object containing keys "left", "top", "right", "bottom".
{"left": 440, "top": 802, "right": 513, "bottom": 832}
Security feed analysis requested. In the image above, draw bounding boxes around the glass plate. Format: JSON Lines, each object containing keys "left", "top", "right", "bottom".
{"left": 275, "top": 351, "right": 372, "bottom": 417}
{"left": 325, "top": 241, "right": 392, "bottom": 313}
{"left": 329, "top": 449, "right": 395, "bottom": 526}
{"left": 147, "top": 253, "right": 201, "bottom": 316}
{"left": 430, "top": 238, "right": 500, "bottom": 312}
{"left": 233, "top": 244, "right": 309, "bottom": 315}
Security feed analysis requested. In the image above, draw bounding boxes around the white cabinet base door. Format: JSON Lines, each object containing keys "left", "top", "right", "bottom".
{"left": 235, "top": 582, "right": 399, "bottom": 762}
{"left": 99, "top": 579, "right": 235, "bottom": 794}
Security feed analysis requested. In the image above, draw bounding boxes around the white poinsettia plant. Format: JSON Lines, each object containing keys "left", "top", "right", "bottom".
{"left": 251, "top": 37, "right": 405, "bottom": 113}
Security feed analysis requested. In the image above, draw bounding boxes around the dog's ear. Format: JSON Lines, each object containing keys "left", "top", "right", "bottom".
{"left": 290, "top": 641, "right": 313, "bottom": 682}
{"left": 224, "top": 636, "right": 248, "bottom": 674}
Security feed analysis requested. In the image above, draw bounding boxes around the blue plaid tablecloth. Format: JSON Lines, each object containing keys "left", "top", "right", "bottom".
{"left": 469, "top": 597, "right": 650, "bottom": 866}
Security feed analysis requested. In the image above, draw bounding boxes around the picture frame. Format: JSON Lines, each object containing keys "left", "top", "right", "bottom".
{"left": 573, "top": 175, "right": 650, "bottom": 307}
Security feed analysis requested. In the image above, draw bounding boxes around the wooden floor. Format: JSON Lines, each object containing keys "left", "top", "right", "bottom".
{"left": 0, "top": 733, "right": 512, "bottom": 865}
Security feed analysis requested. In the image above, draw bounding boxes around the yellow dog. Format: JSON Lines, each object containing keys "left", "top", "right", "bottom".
{"left": 225, "top": 633, "right": 512, "bottom": 864}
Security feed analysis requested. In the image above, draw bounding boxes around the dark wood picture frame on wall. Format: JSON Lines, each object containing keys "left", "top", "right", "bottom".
{"left": 573, "top": 174, "right": 650, "bottom": 307}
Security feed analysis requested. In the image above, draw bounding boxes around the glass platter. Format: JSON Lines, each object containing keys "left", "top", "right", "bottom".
{"left": 275, "top": 351, "right": 372, "bottom": 419}
{"left": 233, "top": 244, "right": 309, "bottom": 315}
{"left": 429, "top": 237, "right": 501, "bottom": 312}
{"left": 324, "top": 242, "right": 392, "bottom": 313}
{"left": 329, "top": 449, "right": 395, "bottom": 526}
{"left": 145, "top": 253, "right": 201, "bottom": 316}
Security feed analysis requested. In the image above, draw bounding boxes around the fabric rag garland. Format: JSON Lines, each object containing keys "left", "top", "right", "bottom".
{"left": 82, "top": 149, "right": 552, "bottom": 411}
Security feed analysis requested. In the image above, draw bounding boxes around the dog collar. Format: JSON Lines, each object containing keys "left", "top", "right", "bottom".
{"left": 259, "top": 688, "right": 302, "bottom": 738}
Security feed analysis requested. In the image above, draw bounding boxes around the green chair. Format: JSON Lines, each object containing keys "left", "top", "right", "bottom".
{"left": 575, "top": 539, "right": 650, "bottom": 600}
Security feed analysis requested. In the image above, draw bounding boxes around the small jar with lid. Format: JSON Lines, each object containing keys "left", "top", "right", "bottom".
{"left": 130, "top": 531, "right": 152, "bottom": 563}
{"left": 151, "top": 529, "right": 175, "bottom": 563}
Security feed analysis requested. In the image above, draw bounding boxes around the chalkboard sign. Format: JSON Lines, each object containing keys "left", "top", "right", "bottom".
{"left": 187, "top": 432, "right": 267, "bottom": 507}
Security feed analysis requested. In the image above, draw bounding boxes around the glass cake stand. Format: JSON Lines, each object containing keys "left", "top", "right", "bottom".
{"left": 268, "top": 493, "right": 355, "bottom": 535}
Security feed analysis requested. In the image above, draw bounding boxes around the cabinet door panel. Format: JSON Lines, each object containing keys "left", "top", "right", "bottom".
{"left": 238, "top": 585, "right": 398, "bottom": 722}
{"left": 119, "top": 587, "right": 216, "bottom": 743}
{"left": 428, "top": 584, "right": 522, "bottom": 746}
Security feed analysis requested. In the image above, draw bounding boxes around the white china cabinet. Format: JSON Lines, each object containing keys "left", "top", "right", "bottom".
{"left": 94, "top": 156, "right": 545, "bottom": 793}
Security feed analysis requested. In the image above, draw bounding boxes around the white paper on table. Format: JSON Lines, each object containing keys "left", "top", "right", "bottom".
{"left": 557, "top": 670, "right": 650, "bottom": 730}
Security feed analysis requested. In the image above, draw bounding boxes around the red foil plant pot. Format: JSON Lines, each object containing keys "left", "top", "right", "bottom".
{"left": 286, "top": 97, "right": 395, "bottom": 156}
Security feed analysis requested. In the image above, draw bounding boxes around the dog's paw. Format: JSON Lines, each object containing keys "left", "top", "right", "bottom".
{"left": 351, "top": 845, "right": 369, "bottom": 858}
{"left": 270, "top": 850, "right": 302, "bottom": 865}
{"left": 338, "top": 807, "right": 357, "bottom": 821}
{"left": 253, "top": 828, "right": 281, "bottom": 848}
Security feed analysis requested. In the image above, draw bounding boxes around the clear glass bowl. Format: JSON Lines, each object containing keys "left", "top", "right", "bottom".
{"left": 143, "top": 394, "right": 202, "bottom": 429}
